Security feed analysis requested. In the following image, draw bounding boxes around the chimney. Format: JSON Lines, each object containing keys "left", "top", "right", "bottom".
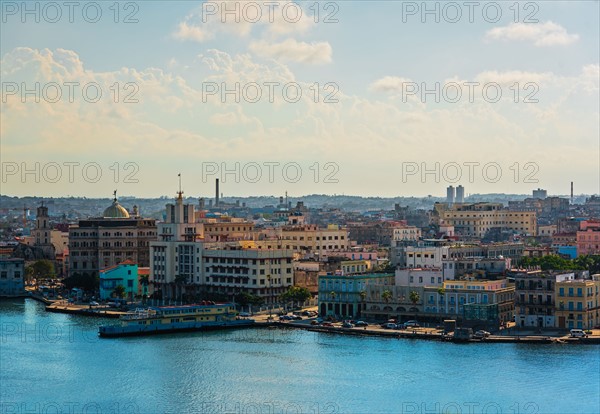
{"left": 216, "top": 178, "right": 220, "bottom": 207}
{"left": 571, "top": 181, "right": 573, "bottom": 204}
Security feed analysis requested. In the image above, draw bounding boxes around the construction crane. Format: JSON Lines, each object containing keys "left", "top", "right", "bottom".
{"left": 4, "top": 205, "right": 31, "bottom": 227}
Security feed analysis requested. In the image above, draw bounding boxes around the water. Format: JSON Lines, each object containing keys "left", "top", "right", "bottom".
{"left": 1, "top": 299, "right": 599, "bottom": 414}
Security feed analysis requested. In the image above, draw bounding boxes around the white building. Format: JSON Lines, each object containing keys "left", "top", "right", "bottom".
{"left": 395, "top": 268, "right": 445, "bottom": 287}
{"left": 150, "top": 193, "right": 294, "bottom": 303}
{"left": 392, "top": 226, "right": 421, "bottom": 244}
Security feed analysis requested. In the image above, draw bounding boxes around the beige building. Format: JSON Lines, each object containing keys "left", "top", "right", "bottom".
{"left": 257, "top": 224, "right": 349, "bottom": 255}
{"left": 392, "top": 225, "right": 421, "bottom": 243}
{"left": 555, "top": 275, "right": 600, "bottom": 330}
{"left": 69, "top": 196, "right": 157, "bottom": 275}
{"left": 435, "top": 202, "right": 537, "bottom": 238}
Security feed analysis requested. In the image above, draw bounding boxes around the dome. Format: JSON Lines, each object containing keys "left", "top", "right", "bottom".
{"left": 103, "top": 198, "right": 130, "bottom": 218}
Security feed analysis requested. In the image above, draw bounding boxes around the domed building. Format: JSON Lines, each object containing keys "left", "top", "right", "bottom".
{"left": 103, "top": 196, "right": 130, "bottom": 219}
{"left": 68, "top": 192, "right": 156, "bottom": 276}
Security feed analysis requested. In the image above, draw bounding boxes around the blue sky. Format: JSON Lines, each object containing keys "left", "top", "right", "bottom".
{"left": 1, "top": 1, "right": 599, "bottom": 198}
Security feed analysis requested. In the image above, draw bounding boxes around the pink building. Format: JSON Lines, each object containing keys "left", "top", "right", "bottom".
{"left": 576, "top": 220, "right": 600, "bottom": 256}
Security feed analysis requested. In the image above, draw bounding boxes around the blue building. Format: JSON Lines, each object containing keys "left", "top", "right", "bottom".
{"left": 318, "top": 273, "right": 394, "bottom": 319}
{"left": 0, "top": 258, "right": 25, "bottom": 297}
{"left": 557, "top": 246, "right": 577, "bottom": 259}
{"left": 99, "top": 261, "right": 138, "bottom": 301}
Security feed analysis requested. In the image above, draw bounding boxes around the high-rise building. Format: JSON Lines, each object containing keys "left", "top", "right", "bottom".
{"left": 532, "top": 188, "right": 547, "bottom": 199}
{"left": 446, "top": 186, "right": 455, "bottom": 204}
{"left": 456, "top": 185, "right": 465, "bottom": 203}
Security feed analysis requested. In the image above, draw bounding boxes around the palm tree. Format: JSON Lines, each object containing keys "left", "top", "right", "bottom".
{"left": 174, "top": 275, "right": 187, "bottom": 304}
{"left": 359, "top": 290, "right": 367, "bottom": 317}
{"left": 139, "top": 274, "right": 149, "bottom": 303}
{"left": 329, "top": 291, "right": 337, "bottom": 317}
{"left": 409, "top": 290, "right": 420, "bottom": 321}
{"left": 113, "top": 285, "right": 126, "bottom": 299}
{"left": 436, "top": 288, "right": 445, "bottom": 324}
{"left": 382, "top": 289, "right": 392, "bottom": 303}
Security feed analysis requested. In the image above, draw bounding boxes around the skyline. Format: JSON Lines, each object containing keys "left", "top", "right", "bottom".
{"left": 1, "top": 1, "right": 599, "bottom": 197}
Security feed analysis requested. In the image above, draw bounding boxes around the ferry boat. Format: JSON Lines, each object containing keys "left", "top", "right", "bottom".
{"left": 98, "top": 303, "right": 255, "bottom": 338}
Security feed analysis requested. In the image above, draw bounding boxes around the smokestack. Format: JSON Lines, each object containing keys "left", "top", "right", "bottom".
{"left": 571, "top": 181, "right": 573, "bottom": 204}
{"left": 215, "top": 178, "right": 220, "bottom": 207}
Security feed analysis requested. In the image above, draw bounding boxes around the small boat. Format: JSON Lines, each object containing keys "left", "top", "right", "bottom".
{"left": 98, "top": 303, "right": 254, "bottom": 338}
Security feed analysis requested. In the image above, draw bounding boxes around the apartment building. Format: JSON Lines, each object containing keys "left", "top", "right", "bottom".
{"left": 150, "top": 194, "right": 294, "bottom": 303}
{"left": 576, "top": 220, "right": 600, "bottom": 256}
{"left": 435, "top": 202, "right": 537, "bottom": 238}
{"left": 0, "top": 258, "right": 25, "bottom": 297}
{"left": 318, "top": 273, "right": 394, "bottom": 318}
{"left": 513, "top": 270, "right": 579, "bottom": 328}
{"left": 555, "top": 275, "right": 600, "bottom": 330}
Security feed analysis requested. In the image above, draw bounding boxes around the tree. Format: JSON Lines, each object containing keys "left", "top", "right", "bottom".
{"left": 235, "top": 292, "right": 264, "bottom": 309}
{"left": 382, "top": 289, "right": 392, "bottom": 303}
{"left": 139, "top": 274, "right": 149, "bottom": 301}
{"left": 174, "top": 275, "right": 188, "bottom": 303}
{"left": 113, "top": 285, "right": 126, "bottom": 299}
{"left": 63, "top": 272, "right": 99, "bottom": 292}
{"left": 27, "top": 260, "right": 55, "bottom": 280}
{"left": 409, "top": 290, "right": 420, "bottom": 320}
{"left": 281, "top": 286, "right": 312, "bottom": 308}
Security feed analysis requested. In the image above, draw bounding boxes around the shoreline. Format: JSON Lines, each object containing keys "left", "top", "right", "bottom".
{"left": 10, "top": 297, "right": 600, "bottom": 344}
{"left": 273, "top": 321, "right": 600, "bottom": 344}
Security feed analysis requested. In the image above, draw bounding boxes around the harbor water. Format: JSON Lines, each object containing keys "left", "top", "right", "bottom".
{"left": 1, "top": 299, "right": 599, "bottom": 414}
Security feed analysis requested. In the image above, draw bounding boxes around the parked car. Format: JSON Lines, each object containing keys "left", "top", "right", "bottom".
{"left": 394, "top": 323, "right": 406, "bottom": 330}
{"left": 474, "top": 330, "right": 491, "bottom": 338}
{"left": 239, "top": 312, "right": 251, "bottom": 317}
{"left": 404, "top": 320, "right": 420, "bottom": 328}
{"left": 89, "top": 301, "right": 99, "bottom": 306}
{"left": 342, "top": 322, "right": 354, "bottom": 328}
{"left": 384, "top": 323, "right": 397, "bottom": 329}
{"left": 355, "top": 321, "right": 369, "bottom": 327}
{"left": 570, "top": 329, "right": 588, "bottom": 338}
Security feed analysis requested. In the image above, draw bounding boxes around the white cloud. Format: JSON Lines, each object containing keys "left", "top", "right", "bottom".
{"left": 171, "top": 1, "right": 316, "bottom": 43}
{"left": 369, "top": 76, "right": 413, "bottom": 93}
{"left": 173, "top": 21, "right": 213, "bottom": 43}
{"left": 474, "top": 70, "right": 554, "bottom": 86}
{"left": 249, "top": 39, "right": 332, "bottom": 64}
{"left": 2, "top": 48, "right": 598, "bottom": 197}
{"left": 485, "top": 21, "right": 579, "bottom": 46}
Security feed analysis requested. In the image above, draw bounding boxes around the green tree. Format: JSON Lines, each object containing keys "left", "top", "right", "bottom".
{"left": 63, "top": 272, "right": 99, "bottom": 292}
{"left": 382, "top": 289, "right": 392, "bottom": 303}
{"left": 409, "top": 290, "right": 420, "bottom": 320}
{"left": 113, "top": 285, "right": 126, "bottom": 299}
{"left": 27, "top": 260, "right": 55, "bottom": 280}
{"left": 235, "top": 292, "right": 264, "bottom": 309}
{"left": 174, "top": 274, "right": 188, "bottom": 303}
{"left": 281, "top": 286, "right": 312, "bottom": 307}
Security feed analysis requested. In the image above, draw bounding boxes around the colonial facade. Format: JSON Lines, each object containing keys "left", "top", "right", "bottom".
{"left": 555, "top": 274, "right": 600, "bottom": 330}
{"left": 68, "top": 195, "right": 156, "bottom": 275}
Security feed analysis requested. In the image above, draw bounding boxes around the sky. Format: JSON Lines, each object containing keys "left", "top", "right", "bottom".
{"left": 1, "top": 0, "right": 599, "bottom": 199}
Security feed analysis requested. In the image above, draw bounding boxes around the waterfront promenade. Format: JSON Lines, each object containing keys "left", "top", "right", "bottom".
{"left": 34, "top": 298, "right": 600, "bottom": 344}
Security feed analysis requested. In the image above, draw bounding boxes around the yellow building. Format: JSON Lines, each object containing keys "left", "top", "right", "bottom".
{"left": 436, "top": 203, "right": 536, "bottom": 238}
{"left": 257, "top": 224, "right": 349, "bottom": 254}
{"left": 341, "top": 260, "right": 371, "bottom": 275}
{"left": 555, "top": 275, "right": 600, "bottom": 330}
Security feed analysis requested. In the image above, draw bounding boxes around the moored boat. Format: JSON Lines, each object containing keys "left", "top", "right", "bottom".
{"left": 98, "top": 303, "right": 254, "bottom": 338}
